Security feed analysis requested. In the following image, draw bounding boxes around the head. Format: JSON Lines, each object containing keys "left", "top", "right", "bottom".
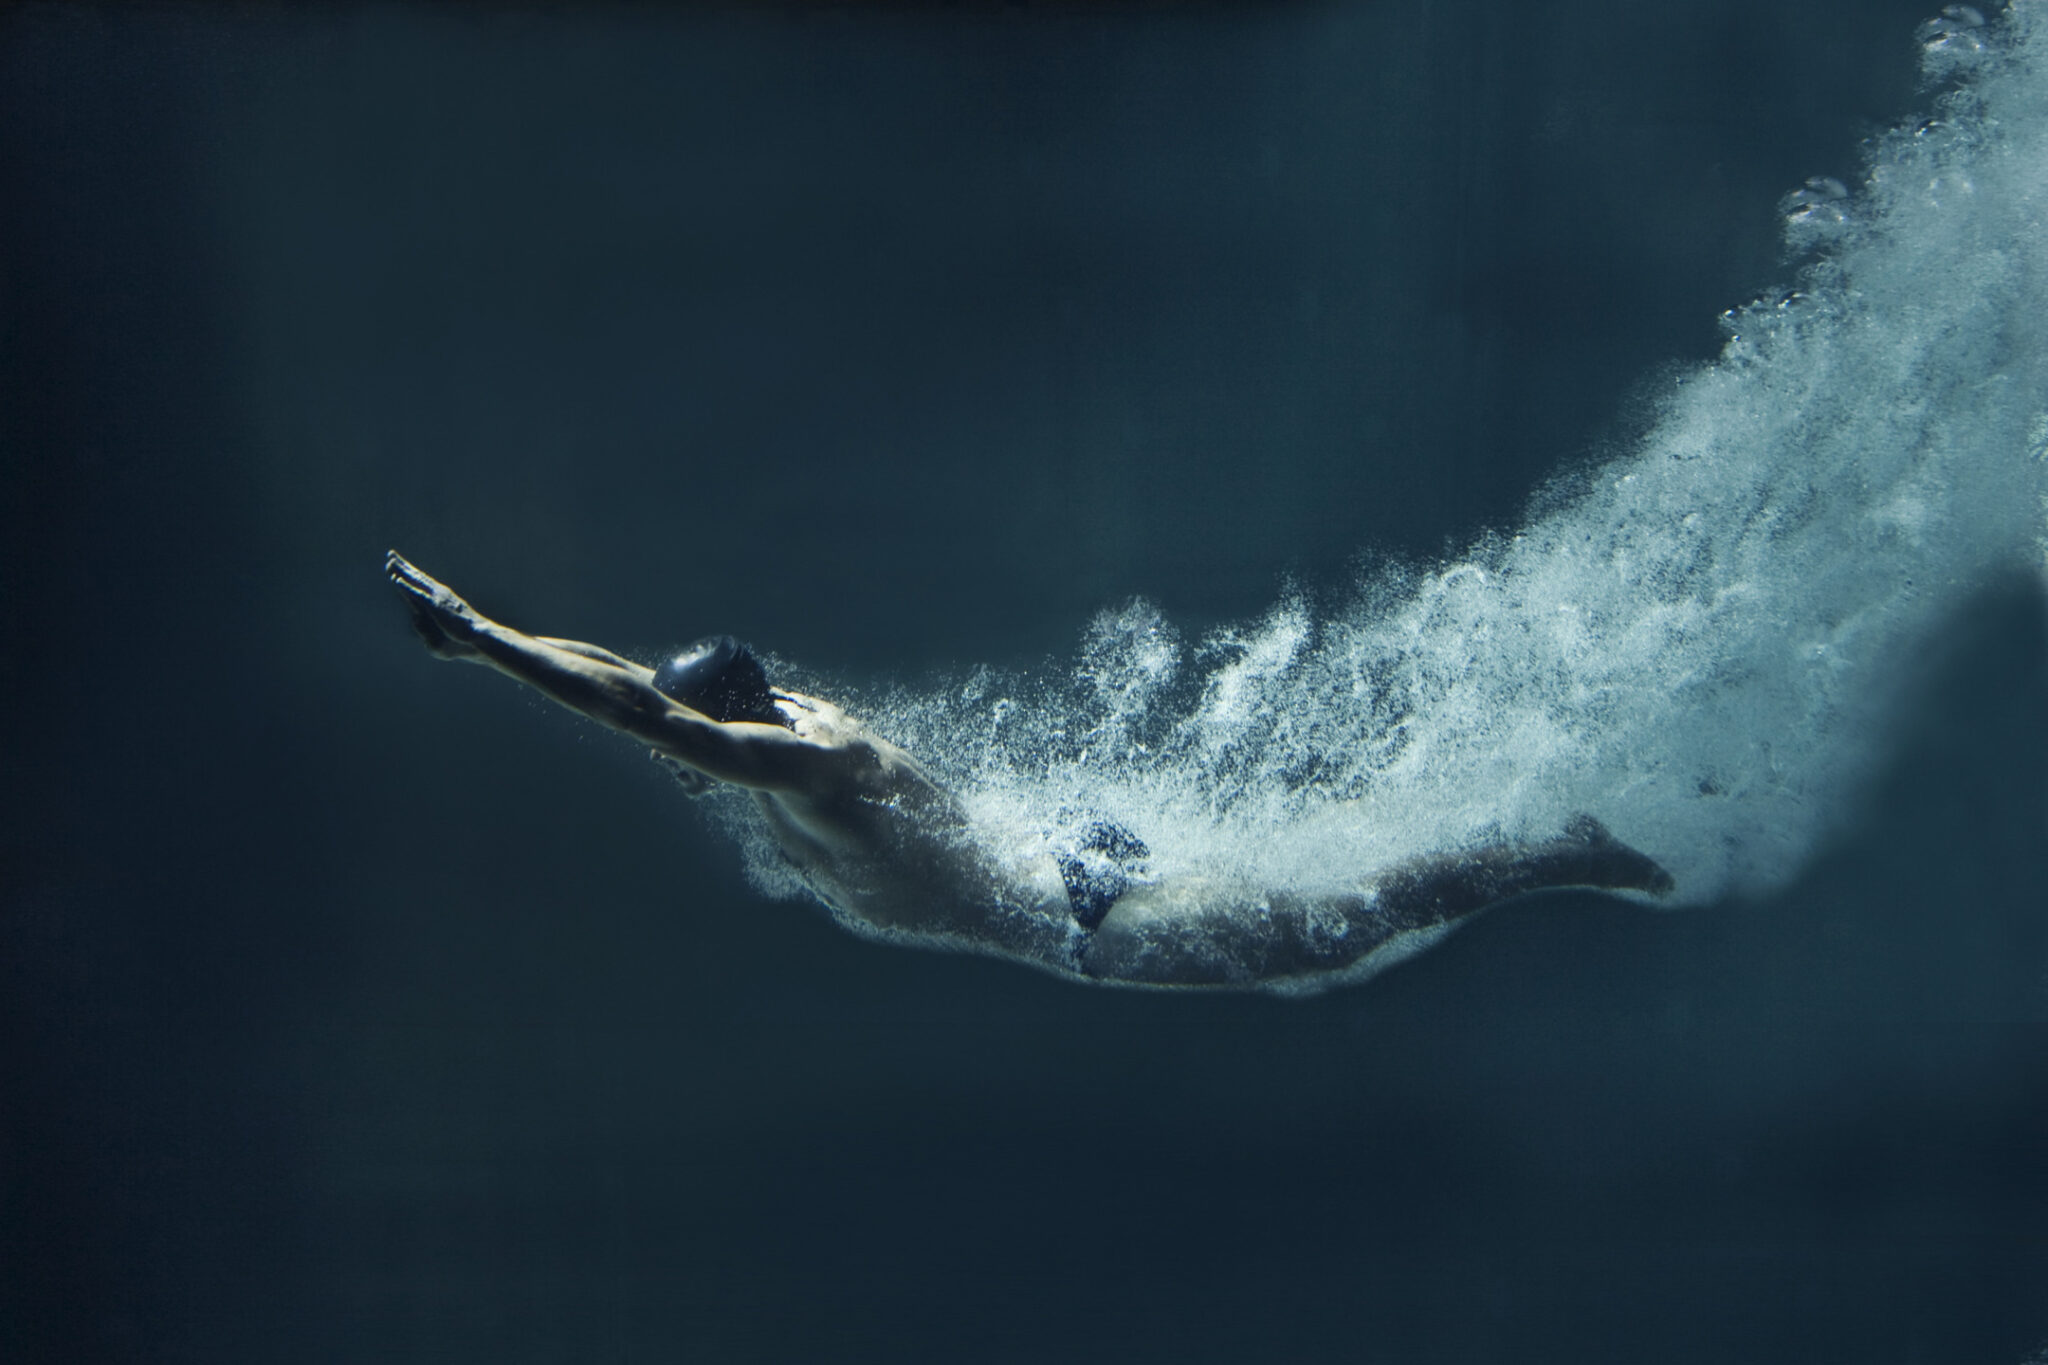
{"left": 652, "top": 635, "right": 784, "bottom": 726}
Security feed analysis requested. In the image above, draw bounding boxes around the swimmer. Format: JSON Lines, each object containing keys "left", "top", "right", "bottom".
{"left": 386, "top": 551, "right": 1674, "bottom": 992}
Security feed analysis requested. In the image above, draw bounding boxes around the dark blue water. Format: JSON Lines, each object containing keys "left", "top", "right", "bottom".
{"left": 4, "top": 2, "right": 2045, "bottom": 1361}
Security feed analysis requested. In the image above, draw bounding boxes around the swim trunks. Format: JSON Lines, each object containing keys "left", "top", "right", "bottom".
{"left": 1057, "top": 820, "right": 1150, "bottom": 930}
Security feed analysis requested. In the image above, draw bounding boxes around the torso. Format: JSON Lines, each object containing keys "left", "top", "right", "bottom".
{"left": 751, "top": 695, "right": 1443, "bottom": 990}
{"left": 755, "top": 693, "right": 1072, "bottom": 961}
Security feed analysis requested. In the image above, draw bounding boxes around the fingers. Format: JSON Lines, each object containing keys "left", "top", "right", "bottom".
{"left": 386, "top": 550, "right": 484, "bottom": 657}
{"left": 385, "top": 549, "right": 442, "bottom": 602}
{"left": 384, "top": 550, "right": 468, "bottom": 615}
{"left": 386, "top": 549, "right": 425, "bottom": 599}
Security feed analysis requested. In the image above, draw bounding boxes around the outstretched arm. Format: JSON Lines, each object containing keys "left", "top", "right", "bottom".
{"left": 385, "top": 551, "right": 818, "bottom": 791}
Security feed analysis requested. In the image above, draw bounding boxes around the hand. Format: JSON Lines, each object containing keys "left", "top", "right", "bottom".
{"left": 386, "top": 550, "right": 484, "bottom": 661}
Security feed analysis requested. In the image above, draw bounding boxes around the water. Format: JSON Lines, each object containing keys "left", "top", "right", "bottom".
{"left": 713, "top": 4, "right": 2048, "bottom": 939}
{"left": 6, "top": 3, "right": 2046, "bottom": 1360}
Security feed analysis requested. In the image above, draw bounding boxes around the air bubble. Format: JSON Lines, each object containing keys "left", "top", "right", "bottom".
{"left": 736, "top": 4, "right": 2048, "bottom": 950}
{"left": 1780, "top": 176, "right": 1851, "bottom": 248}
{"left": 1918, "top": 5, "right": 1989, "bottom": 71}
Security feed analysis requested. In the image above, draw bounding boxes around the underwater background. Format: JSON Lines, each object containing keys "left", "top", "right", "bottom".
{"left": 4, "top": 0, "right": 2046, "bottom": 1360}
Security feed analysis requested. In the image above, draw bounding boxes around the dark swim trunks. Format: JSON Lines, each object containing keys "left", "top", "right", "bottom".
{"left": 1057, "top": 820, "right": 1150, "bottom": 930}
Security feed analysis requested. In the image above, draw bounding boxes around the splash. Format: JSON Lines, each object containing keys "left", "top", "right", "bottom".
{"left": 749, "top": 5, "right": 2048, "bottom": 912}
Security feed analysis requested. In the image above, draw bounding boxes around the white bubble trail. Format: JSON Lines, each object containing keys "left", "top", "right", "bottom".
{"left": 770, "top": 6, "right": 2048, "bottom": 912}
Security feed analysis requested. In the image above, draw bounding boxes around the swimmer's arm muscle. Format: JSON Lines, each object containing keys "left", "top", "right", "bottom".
{"left": 386, "top": 550, "right": 815, "bottom": 791}
{"left": 470, "top": 626, "right": 813, "bottom": 790}
{"left": 534, "top": 636, "right": 653, "bottom": 677}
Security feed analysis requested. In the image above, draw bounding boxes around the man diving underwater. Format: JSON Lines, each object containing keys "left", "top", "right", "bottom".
{"left": 386, "top": 551, "right": 1673, "bottom": 993}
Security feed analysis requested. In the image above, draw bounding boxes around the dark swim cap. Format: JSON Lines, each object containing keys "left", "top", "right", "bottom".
{"left": 652, "top": 636, "right": 781, "bottom": 725}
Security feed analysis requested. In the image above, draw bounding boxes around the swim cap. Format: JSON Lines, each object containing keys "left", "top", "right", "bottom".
{"left": 652, "top": 636, "right": 781, "bottom": 725}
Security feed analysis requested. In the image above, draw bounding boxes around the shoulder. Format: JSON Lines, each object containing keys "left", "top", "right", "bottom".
{"left": 772, "top": 692, "right": 889, "bottom": 756}
{"left": 772, "top": 692, "right": 960, "bottom": 812}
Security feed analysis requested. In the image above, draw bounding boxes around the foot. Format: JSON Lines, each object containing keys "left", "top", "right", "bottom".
{"left": 386, "top": 550, "right": 484, "bottom": 661}
{"left": 1561, "top": 814, "right": 1675, "bottom": 895}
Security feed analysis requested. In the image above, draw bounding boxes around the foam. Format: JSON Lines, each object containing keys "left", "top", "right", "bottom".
{"left": 746, "top": 5, "right": 2048, "bottom": 915}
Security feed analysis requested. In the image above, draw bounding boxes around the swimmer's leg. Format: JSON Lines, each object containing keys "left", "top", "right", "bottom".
{"left": 1079, "top": 817, "right": 1672, "bottom": 989}
{"left": 1374, "top": 815, "right": 1674, "bottom": 931}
